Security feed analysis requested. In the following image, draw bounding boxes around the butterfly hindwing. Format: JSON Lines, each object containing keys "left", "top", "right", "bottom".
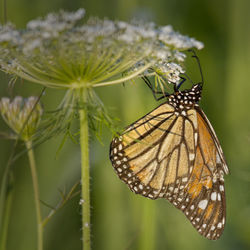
{"left": 109, "top": 84, "right": 228, "bottom": 240}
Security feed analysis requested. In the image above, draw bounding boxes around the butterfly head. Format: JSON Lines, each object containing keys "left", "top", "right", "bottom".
{"left": 168, "top": 83, "right": 202, "bottom": 111}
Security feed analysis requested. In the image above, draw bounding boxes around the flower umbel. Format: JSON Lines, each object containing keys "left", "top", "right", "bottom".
{"left": 0, "top": 9, "right": 203, "bottom": 89}
{"left": 0, "top": 96, "right": 43, "bottom": 141}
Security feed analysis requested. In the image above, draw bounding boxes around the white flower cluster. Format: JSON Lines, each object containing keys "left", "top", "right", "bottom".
{"left": 0, "top": 9, "right": 203, "bottom": 88}
{"left": 27, "top": 8, "right": 85, "bottom": 34}
{"left": 0, "top": 24, "right": 18, "bottom": 43}
{"left": 163, "top": 62, "right": 185, "bottom": 83}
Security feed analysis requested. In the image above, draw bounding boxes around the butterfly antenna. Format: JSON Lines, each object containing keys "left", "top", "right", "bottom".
{"left": 188, "top": 49, "right": 204, "bottom": 86}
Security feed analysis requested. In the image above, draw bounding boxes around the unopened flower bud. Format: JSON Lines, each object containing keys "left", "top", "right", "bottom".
{"left": 0, "top": 96, "right": 43, "bottom": 141}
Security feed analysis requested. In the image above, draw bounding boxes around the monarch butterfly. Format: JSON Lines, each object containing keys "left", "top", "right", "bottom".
{"left": 109, "top": 53, "right": 229, "bottom": 240}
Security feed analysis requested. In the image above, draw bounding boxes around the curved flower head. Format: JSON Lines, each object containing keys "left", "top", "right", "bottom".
{"left": 0, "top": 96, "right": 43, "bottom": 141}
{"left": 0, "top": 9, "right": 203, "bottom": 90}
{"left": 0, "top": 9, "right": 204, "bottom": 139}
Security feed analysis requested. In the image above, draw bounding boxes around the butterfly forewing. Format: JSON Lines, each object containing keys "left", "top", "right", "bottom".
{"left": 109, "top": 84, "right": 228, "bottom": 240}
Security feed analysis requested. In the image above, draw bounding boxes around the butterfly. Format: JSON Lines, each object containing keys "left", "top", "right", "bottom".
{"left": 109, "top": 54, "right": 229, "bottom": 240}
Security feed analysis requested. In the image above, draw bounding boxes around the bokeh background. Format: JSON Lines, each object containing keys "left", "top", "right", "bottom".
{"left": 0, "top": 0, "right": 250, "bottom": 250}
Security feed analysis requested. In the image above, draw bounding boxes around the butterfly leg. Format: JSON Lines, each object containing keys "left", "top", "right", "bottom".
{"left": 174, "top": 76, "right": 187, "bottom": 91}
{"left": 142, "top": 76, "right": 170, "bottom": 101}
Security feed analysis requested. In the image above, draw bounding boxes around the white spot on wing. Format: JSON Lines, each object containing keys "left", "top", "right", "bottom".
{"left": 182, "top": 177, "right": 188, "bottom": 182}
{"left": 198, "top": 199, "right": 208, "bottom": 210}
{"left": 194, "top": 133, "right": 198, "bottom": 145}
{"left": 223, "top": 164, "right": 229, "bottom": 174}
{"left": 216, "top": 151, "right": 221, "bottom": 164}
{"left": 211, "top": 192, "right": 217, "bottom": 201}
{"left": 189, "top": 153, "right": 195, "bottom": 161}
{"left": 218, "top": 193, "right": 221, "bottom": 201}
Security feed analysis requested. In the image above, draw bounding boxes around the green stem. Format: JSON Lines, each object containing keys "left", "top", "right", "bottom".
{"left": 0, "top": 172, "right": 14, "bottom": 250}
{"left": 138, "top": 201, "right": 156, "bottom": 250}
{"left": 25, "top": 141, "right": 43, "bottom": 250}
{"left": 79, "top": 90, "right": 91, "bottom": 250}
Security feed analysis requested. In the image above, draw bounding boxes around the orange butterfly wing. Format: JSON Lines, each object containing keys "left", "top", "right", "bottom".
{"left": 110, "top": 85, "right": 228, "bottom": 240}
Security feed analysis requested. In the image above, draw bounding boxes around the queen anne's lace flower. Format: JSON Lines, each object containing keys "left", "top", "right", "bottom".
{"left": 0, "top": 9, "right": 203, "bottom": 89}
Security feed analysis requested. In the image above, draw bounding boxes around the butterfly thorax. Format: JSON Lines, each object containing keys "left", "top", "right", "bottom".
{"left": 168, "top": 84, "right": 202, "bottom": 115}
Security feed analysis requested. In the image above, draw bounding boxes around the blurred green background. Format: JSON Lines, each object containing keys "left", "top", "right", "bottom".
{"left": 1, "top": 0, "right": 250, "bottom": 249}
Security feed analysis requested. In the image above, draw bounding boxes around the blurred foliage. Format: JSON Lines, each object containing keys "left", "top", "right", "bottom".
{"left": 0, "top": 0, "right": 250, "bottom": 250}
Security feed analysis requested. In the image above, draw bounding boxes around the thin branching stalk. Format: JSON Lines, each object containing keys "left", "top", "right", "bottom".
{"left": 0, "top": 166, "right": 10, "bottom": 248}
{"left": 79, "top": 89, "right": 91, "bottom": 250}
{"left": 25, "top": 140, "right": 43, "bottom": 250}
{"left": 0, "top": 172, "right": 13, "bottom": 250}
{"left": 92, "top": 63, "right": 153, "bottom": 88}
{"left": 0, "top": 137, "right": 20, "bottom": 250}
{"left": 41, "top": 181, "right": 80, "bottom": 227}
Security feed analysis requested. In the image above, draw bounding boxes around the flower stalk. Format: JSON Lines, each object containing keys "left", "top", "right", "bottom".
{"left": 25, "top": 140, "right": 43, "bottom": 250}
{"left": 79, "top": 89, "right": 91, "bottom": 250}
{"left": 0, "top": 96, "right": 43, "bottom": 250}
{"left": 0, "top": 171, "right": 13, "bottom": 250}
